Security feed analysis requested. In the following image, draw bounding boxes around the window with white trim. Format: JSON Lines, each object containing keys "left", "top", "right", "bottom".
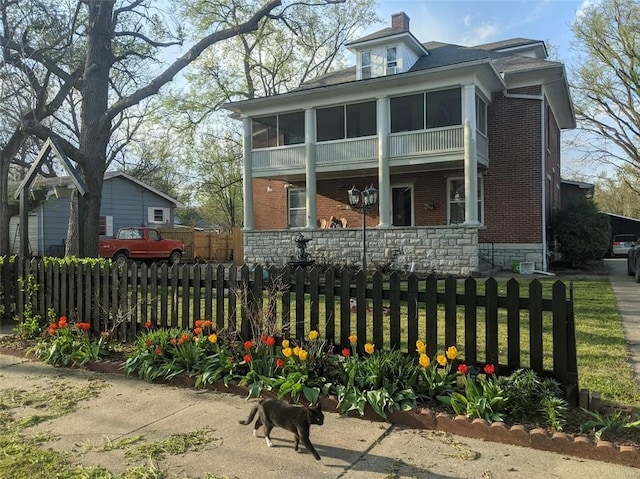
{"left": 386, "top": 46, "right": 397, "bottom": 75}
{"left": 448, "top": 177, "right": 483, "bottom": 224}
{"left": 288, "top": 188, "right": 306, "bottom": 228}
{"left": 148, "top": 207, "right": 170, "bottom": 224}
{"left": 361, "top": 51, "right": 371, "bottom": 79}
{"left": 99, "top": 215, "right": 113, "bottom": 236}
{"left": 476, "top": 95, "right": 487, "bottom": 135}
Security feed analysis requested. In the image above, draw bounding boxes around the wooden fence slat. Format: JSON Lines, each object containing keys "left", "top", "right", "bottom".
{"left": 529, "top": 280, "right": 543, "bottom": 371}
{"left": 389, "top": 272, "right": 401, "bottom": 351}
{"left": 338, "top": 268, "right": 350, "bottom": 347}
{"left": 324, "top": 268, "right": 335, "bottom": 345}
{"left": 130, "top": 262, "right": 139, "bottom": 340}
{"left": 193, "top": 264, "right": 202, "bottom": 322}
{"left": 310, "top": 268, "right": 319, "bottom": 334}
{"left": 356, "top": 270, "right": 367, "bottom": 350}
{"left": 407, "top": 274, "right": 418, "bottom": 356}
{"left": 181, "top": 264, "right": 190, "bottom": 329}
{"left": 552, "top": 280, "right": 568, "bottom": 388}
{"left": 506, "top": 278, "right": 521, "bottom": 369}
{"left": 485, "top": 277, "right": 499, "bottom": 365}
{"left": 295, "top": 267, "right": 306, "bottom": 340}
{"left": 228, "top": 265, "right": 238, "bottom": 333}
{"left": 464, "top": 277, "right": 477, "bottom": 364}
{"left": 444, "top": 275, "right": 457, "bottom": 348}
{"left": 140, "top": 263, "right": 148, "bottom": 328}
{"left": 425, "top": 274, "right": 438, "bottom": 358}
{"left": 372, "top": 271, "right": 383, "bottom": 350}
{"left": 160, "top": 264, "right": 168, "bottom": 328}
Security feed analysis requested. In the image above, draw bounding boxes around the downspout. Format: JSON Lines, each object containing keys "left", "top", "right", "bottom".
{"left": 502, "top": 90, "right": 547, "bottom": 271}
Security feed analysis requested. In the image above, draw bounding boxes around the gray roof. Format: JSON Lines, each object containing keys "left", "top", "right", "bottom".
{"left": 298, "top": 40, "right": 562, "bottom": 91}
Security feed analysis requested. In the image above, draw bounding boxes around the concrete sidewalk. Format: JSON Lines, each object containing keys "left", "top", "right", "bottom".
{"left": 0, "top": 353, "right": 638, "bottom": 478}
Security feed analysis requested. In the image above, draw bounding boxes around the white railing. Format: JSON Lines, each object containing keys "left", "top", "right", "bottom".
{"left": 251, "top": 127, "right": 468, "bottom": 171}
{"left": 316, "top": 137, "right": 377, "bottom": 165}
{"left": 389, "top": 126, "right": 463, "bottom": 157}
{"left": 252, "top": 145, "right": 305, "bottom": 169}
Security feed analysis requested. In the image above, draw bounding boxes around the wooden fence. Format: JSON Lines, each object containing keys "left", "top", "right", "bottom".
{"left": 0, "top": 257, "right": 578, "bottom": 404}
{"left": 158, "top": 226, "right": 243, "bottom": 264}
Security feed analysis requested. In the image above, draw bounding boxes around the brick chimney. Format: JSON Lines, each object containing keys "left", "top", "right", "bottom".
{"left": 391, "top": 12, "right": 410, "bottom": 31}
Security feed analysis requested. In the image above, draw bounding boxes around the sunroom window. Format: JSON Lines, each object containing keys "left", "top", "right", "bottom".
{"left": 252, "top": 111, "right": 304, "bottom": 149}
{"left": 390, "top": 88, "right": 461, "bottom": 133}
{"left": 448, "top": 177, "right": 483, "bottom": 225}
{"left": 476, "top": 95, "right": 487, "bottom": 135}
{"left": 316, "top": 101, "right": 376, "bottom": 141}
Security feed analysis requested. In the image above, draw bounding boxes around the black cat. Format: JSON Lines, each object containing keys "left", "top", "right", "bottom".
{"left": 239, "top": 398, "right": 324, "bottom": 460}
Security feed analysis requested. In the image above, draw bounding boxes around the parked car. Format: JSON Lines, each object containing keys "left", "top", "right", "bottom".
{"left": 612, "top": 234, "right": 637, "bottom": 257}
{"left": 627, "top": 242, "right": 640, "bottom": 281}
{"left": 99, "top": 227, "right": 184, "bottom": 266}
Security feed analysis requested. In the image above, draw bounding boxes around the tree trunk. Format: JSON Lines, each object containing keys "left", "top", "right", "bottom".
{"left": 65, "top": 189, "right": 79, "bottom": 257}
{"left": 74, "top": 0, "right": 114, "bottom": 258}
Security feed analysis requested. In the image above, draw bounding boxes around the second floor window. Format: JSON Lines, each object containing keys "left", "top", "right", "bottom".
{"left": 252, "top": 111, "right": 305, "bottom": 149}
{"left": 390, "top": 88, "right": 462, "bottom": 133}
{"left": 476, "top": 95, "right": 487, "bottom": 135}
{"left": 316, "top": 101, "right": 376, "bottom": 141}
{"left": 386, "top": 46, "right": 397, "bottom": 74}
{"left": 361, "top": 51, "right": 371, "bottom": 79}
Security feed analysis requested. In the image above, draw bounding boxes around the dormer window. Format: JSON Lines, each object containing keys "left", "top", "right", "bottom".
{"left": 386, "top": 46, "right": 397, "bottom": 75}
{"left": 361, "top": 51, "right": 371, "bottom": 79}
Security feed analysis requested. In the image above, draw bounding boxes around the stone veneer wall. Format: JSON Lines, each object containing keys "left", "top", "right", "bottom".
{"left": 244, "top": 226, "right": 479, "bottom": 276}
{"left": 481, "top": 243, "right": 545, "bottom": 272}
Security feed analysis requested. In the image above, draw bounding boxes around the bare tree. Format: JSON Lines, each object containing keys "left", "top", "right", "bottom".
{"left": 570, "top": 0, "right": 640, "bottom": 177}
{"left": 10, "top": 0, "right": 345, "bottom": 257}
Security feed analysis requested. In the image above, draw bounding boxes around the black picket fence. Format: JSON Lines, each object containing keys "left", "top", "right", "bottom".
{"left": 0, "top": 256, "right": 578, "bottom": 404}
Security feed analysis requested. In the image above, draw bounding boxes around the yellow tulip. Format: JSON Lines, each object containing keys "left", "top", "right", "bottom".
{"left": 419, "top": 353, "right": 430, "bottom": 368}
{"left": 308, "top": 330, "right": 319, "bottom": 341}
{"left": 446, "top": 346, "right": 458, "bottom": 360}
{"left": 416, "top": 340, "right": 426, "bottom": 355}
{"left": 348, "top": 334, "right": 358, "bottom": 345}
{"left": 293, "top": 346, "right": 301, "bottom": 357}
{"left": 208, "top": 333, "right": 217, "bottom": 344}
{"left": 436, "top": 354, "right": 447, "bottom": 366}
{"left": 282, "top": 339, "right": 290, "bottom": 349}
{"left": 364, "top": 343, "right": 375, "bottom": 355}
{"left": 299, "top": 349, "right": 308, "bottom": 361}
{"left": 282, "top": 347, "right": 292, "bottom": 358}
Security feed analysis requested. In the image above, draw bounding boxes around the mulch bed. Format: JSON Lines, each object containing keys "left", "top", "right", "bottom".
{"left": 0, "top": 334, "right": 638, "bottom": 469}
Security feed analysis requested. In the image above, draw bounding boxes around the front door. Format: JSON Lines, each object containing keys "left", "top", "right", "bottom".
{"left": 392, "top": 185, "right": 413, "bottom": 226}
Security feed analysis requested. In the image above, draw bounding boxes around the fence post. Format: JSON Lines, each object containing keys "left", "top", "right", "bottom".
{"left": 552, "top": 280, "right": 569, "bottom": 397}
{"left": 565, "top": 283, "right": 579, "bottom": 406}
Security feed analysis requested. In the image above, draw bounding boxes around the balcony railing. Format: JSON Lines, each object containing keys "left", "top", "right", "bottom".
{"left": 317, "top": 137, "right": 377, "bottom": 165}
{"left": 251, "top": 125, "right": 486, "bottom": 173}
{"left": 389, "top": 126, "right": 463, "bottom": 157}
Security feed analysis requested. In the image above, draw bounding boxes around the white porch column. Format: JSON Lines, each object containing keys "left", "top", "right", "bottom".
{"left": 242, "top": 116, "right": 254, "bottom": 230}
{"left": 377, "top": 96, "right": 391, "bottom": 227}
{"left": 305, "top": 108, "right": 317, "bottom": 229}
{"left": 463, "top": 84, "right": 479, "bottom": 225}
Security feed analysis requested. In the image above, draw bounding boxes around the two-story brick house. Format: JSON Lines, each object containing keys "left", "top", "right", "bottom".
{"left": 224, "top": 12, "right": 575, "bottom": 275}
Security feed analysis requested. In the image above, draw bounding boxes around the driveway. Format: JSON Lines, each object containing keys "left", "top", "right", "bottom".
{"left": 606, "top": 258, "right": 640, "bottom": 385}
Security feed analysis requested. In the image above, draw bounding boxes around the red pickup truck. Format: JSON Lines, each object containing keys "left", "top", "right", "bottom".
{"left": 99, "top": 227, "right": 184, "bottom": 265}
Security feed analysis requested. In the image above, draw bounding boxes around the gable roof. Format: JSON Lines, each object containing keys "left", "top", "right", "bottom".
{"left": 31, "top": 171, "right": 184, "bottom": 208}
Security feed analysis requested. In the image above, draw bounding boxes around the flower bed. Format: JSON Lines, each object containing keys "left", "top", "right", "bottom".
{"left": 1, "top": 317, "right": 639, "bottom": 469}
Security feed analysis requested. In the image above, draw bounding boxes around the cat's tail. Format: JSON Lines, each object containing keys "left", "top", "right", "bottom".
{"left": 239, "top": 402, "right": 260, "bottom": 425}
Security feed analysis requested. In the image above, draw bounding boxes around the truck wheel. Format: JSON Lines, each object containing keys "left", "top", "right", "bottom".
{"left": 113, "top": 252, "right": 128, "bottom": 268}
{"left": 169, "top": 251, "right": 182, "bottom": 264}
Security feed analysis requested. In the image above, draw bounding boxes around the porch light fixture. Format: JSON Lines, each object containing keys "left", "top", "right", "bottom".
{"left": 348, "top": 184, "right": 378, "bottom": 273}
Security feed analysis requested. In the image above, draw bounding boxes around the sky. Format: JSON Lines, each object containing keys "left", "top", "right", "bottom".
{"left": 359, "top": 0, "right": 602, "bottom": 179}
{"left": 366, "top": 0, "right": 589, "bottom": 62}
